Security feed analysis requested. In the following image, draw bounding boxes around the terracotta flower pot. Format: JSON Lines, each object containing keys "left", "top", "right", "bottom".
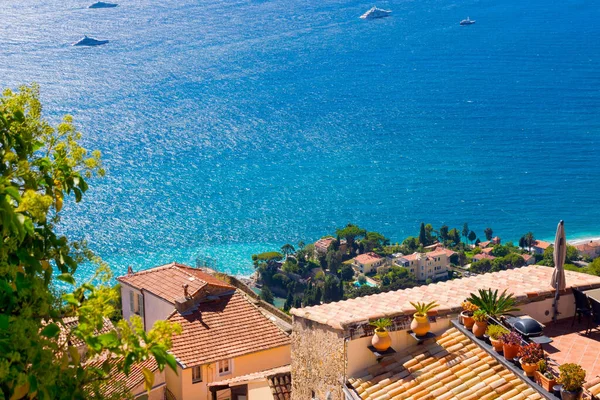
{"left": 472, "top": 321, "right": 488, "bottom": 338}
{"left": 502, "top": 343, "right": 520, "bottom": 360}
{"left": 560, "top": 388, "right": 583, "bottom": 400}
{"left": 371, "top": 330, "right": 391, "bottom": 351}
{"left": 490, "top": 338, "right": 504, "bottom": 352}
{"left": 461, "top": 312, "right": 475, "bottom": 329}
{"left": 521, "top": 360, "right": 539, "bottom": 377}
{"left": 410, "top": 313, "right": 430, "bottom": 337}
{"left": 534, "top": 371, "right": 557, "bottom": 392}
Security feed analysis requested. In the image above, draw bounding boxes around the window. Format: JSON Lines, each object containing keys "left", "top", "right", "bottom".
{"left": 137, "top": 293, "right": 144, "bottom": 317}
{"left": 129, "top": 291, "right": 135, "bottom": 313}
{"left": 218, "top": 359, "right": 232, "bottom": 376}
{"left": 192, "top": 366, "right": 202, "bottom": 383}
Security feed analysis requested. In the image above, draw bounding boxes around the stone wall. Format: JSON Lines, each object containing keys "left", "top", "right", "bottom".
{"left": 291, "top": 316, "right": 346, "bottom": 400}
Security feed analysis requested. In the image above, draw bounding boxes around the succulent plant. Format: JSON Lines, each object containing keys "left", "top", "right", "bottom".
{"left": 518, "top": 343, "right": 544, "bottom": 364}
{"left": 461, "top": 300, "right": 479, "bottom": 315}
{"left": 499, "top": 331, "right": 522, "bottom": 346}
{"left": 410, "top": 301, "right": 439, "bottom": 317}
{"left": 466, "top": 288, "right": 519, "bottom": 318}
{"left": 472, "top": 309, "right": 488, "bottom": 322}
{"left": 558, "top": 363, "right": 586, "bottom": 392}
{"left": 485, "top": 324, "right": 509, "bottom": 340}
{"left": 369, "top": 318, "right": 392, "bottom": 332}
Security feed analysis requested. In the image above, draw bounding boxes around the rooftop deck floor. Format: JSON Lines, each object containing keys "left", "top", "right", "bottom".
{"left": 544, "top": 317, "right": 600, "bottom": 380}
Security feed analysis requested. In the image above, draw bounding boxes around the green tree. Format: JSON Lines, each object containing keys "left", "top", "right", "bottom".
{"left": 280, "top": 243, "right": 295, "bottom": 258}
{"left": 357, "top": 274, "right": 367, "bottom": 285}
{"left": 325, "top": 249, "right": 342, "bottom": 272}
{"left": 449, "top": 228, "right": 461, "bottom": 246}
{"left": 340, "top": 264, "right": 355, "bottom": 282}
{"left": 468, "top": 230, "right": 477, "bottom": 244}
{"left": 362, "top": 231, "right": 389, "bottom": 252}
{"left": 322, "top": 275, "right": 342, "bottom": 303}
{"left": 260, "top": 286, "right": 275, "bottom": 304}
{"left": 491, "top": 244, "right": 510, "bottom": 258}
{"left": 462, "top": 223, "right": 470, "bottom": 244}
{"left": 0, "top": 85, "right": 180, "bottom": 400}
{"left": 520, "top": 232, "right": 535, "bottom": 251}
{"left": 484, "top": 227, "right": 493, "bottom": 241}
{"left": 419, "top": 222, "right": 427, "bottom": 246}
{"left": 297, "top": 240, "right": 305, "bottom": 249}
{"left": 283, "top": 291, "right": 294, "bottom": 312}
{"left": 439, "top": 225, "right": 449, "bottom": 242}
{"left": 470, "top": 259, "right": 493, "bottom": 274}
{"left": 335, "top": 223, "right": 366, "bottom": 249}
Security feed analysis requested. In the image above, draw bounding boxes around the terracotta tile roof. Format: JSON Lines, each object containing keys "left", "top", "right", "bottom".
{"left": 427, "top": 247, "right": 451, "bottom": 258}
{"left": 522, "top": 254, "right": 534, "bottom": 261}
{"left": 354, "top": 252, "right": 382, "bottom": 264}
{"left": 167, "top": 291, "right": 290, "bottom": 367}
{"left": 403, "top": 253, "right": 422, "bottom": 262}
{"left": 481, "top": 247, "right": 494, "bottom": 255}
{"left": 85, "top": 353, "right": 158, "bottom": 397}
{"left": 478, "top": 241, "right": 491, "bottom": 248}
{"left": 208, "top": 365, "right": 291, "bottom": 396}
{"left": 473, "top": 253, "right": 496, "bottom": 261}
{"left": 533, "top": 240, "right": 552, "bottom": 250}
{"left": 117, "top": 263, "right": 234, "bottom": 303}
{"left": 290, "top": 265, "right": 600, "bottom": 330}
{"left": 59, "top": 317, "right": 115, "bottom": 348}
{"left": 269, "top": 371, "right": 292, "bottom": 400}
{"left": 585, "top": 376, "right": 600, "bottom": 398}
{"left": 315, "top": 237, "right": 335, "bottom": 251}
{"left": 348, "top": 327, "right": 543, "bottom": 400}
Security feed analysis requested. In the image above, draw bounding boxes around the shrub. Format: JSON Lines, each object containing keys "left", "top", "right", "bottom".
{"left": 518, "top": 343, "right": 544, "bottom": 364}
{"left": 486, "top": 324, "right": 509, "bottom": 340}
{"left": 473, "top": 309, "right": 488, "bottom": 322}
{"left": 357, "top": 274, "right": 367, "bottom": 284}
{"left": 558, "top": 363, "right": 586, "bottom": 392}
{"left": 499, "top": 331, "right": 522, "bottom": 346}
{"left": 466, "top": 288, "right": 519, "bottom": 318}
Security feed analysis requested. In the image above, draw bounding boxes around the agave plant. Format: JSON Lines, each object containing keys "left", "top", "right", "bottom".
{"left": 369, "top": 318, "right": 392, "bottom": 332}
{"left": 466, "top": 288, "right": 519, "bottom": 318}
{"left": 410, "top": 301, "right": 439, "bottom": 317}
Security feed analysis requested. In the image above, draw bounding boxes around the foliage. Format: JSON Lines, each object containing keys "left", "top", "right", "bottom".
{"left": 439, "top": 225, "right": 449, "bottom": 241}
{"left": 472, "top": 247, "right": 482, "bottom": 255}
{"left": 340, "top": 264, "right": 355, "bottom": 282}
{"left": 281, "top": 258, "right": 299, "bottom": 274}
{"left": 419, "top": 223, "right": 427, "bottom": 246}
{"left": 499, "top": 331, "right": 522, "bottom": 346}
{"left": 518, "top": 343, "right": 544, "bottom": 364}
{"left": 558, "top": 363, "right": 586, "bottom": 392}
{"left": 484, "top": 227, "right": 493, "bottom": 241}
{"left": 357, "top": 274, "right": 367, "bottom": 284}
{"left": 448, "top": 228, "right": 461, "bottom": 246}
{"left": 485, "top": 324, "right": 509, "bottom": 340}
{"left": 0, "top": 85, "right": 179, "bottom": 400}
{"left": 280, "top": 243, "right": 295, "bottom": 257}
{"left": 322, "top": 274, "right": 343, "bottom": 303}
{"left": 369, "top": 318, "right": 392, "bottom": 332}
{"left": 491, "top": 244, "right": 510, "bottom": 257}
{"left": 260, "top": 286, "right": 274, "bottom": 304}
{"left": 520, "top": 232, "right": 536, "bottom": 250}
{"left": 461, "top": 301, "right": 479, "bottom": 314}
{"left": 539, "top": 244, "right": 580, "bottom": 267}
{"left": 467, "top": 289, "right": 519, "bottom": 317}
{"left": 468, "top": 230, "right": 477, "bottom": 243}
{"left": 325, "top": 249, "right": 342, "bottom": 272}
{"left": 462, "top": 223, "right": 469, "bottom": 242}
{"left": 251, "top": 251, "right": 283, "bottom": 266}
{"left": 409, "top": 301, "right": 439, "bottom": 317}
{"left": 362, "top": 231, "right": 389, "bottom": 252}
{"left": 335, "top": 224, "right": 366, "bottom": 246}
{"left": 470, "top": 258, "right": 493, "bottom": 274}
{"left": 472, "top": 309, "right": 488, "bottom": 322}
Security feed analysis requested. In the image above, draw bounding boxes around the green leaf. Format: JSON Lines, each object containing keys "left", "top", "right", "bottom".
{"left": 142, "top": 367, "right": 155, "bottom": 392}
{"left": 57, "top": 273, "right": 75, "bottom": 285}
{"left": 62, "top": 293, "right": 80, "bottom": 306}
{"left": 40, "top": 323, "right": 60, "bottom": 338}
{"left": 0, "top": 314, "right": 9, "bottom": 330}
{"left": 97, "top": 332, "right": 118, "bottom": 348}
{"left": 4, "top": 186, "right": 21, "bottom": 201}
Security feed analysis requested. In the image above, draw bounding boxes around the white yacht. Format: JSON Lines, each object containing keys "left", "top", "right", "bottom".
{"left": 460, "top": 17, "right": 476, "bottom": 25}
{"left": 360, "top": 6, "right": 392, "bottom": 19}
{"left": 73, "top": 35, "right": 109, "bottom": 46}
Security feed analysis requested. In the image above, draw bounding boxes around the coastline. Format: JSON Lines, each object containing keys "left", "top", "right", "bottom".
{"left": 568, "top": 236, "right": 600, "bottom": 246}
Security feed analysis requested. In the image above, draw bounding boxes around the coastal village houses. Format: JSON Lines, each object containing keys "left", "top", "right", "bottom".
{"left": 117, "top": 263, "right": 292, "bottom": 400}
{"left": 289, "top": 265, "right": 600, "bottom": 400}
{"left": 531, "top": 240, "right": 552, "bottom": 255}
{"left": 352, "top": 252, "right": 386, "bottom": 274}
{"left": 394, "top": 246, "right": 456, "bottom": 282}
{"left": 575, "top": 240, "right": 600, "bottom": 259}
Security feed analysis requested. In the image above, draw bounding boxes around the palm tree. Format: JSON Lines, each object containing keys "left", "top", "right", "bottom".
{"left": 524, "top": 232, "right": 535, "bottom": 252}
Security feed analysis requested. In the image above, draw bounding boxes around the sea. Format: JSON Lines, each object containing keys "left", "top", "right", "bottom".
{"left": 2, "top": 0, "right": 599, "bottom": 280}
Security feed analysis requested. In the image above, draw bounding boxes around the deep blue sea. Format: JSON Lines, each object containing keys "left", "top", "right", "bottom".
{"left": 2, "top": 0, "right": 599, "bottom": 279}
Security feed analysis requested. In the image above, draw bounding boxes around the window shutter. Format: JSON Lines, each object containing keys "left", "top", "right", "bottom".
{"left": 138, "top": 294, "right": 144, "bottom": 317}
{"left": 129, "top": 291, "right": 134, "bottom": 313}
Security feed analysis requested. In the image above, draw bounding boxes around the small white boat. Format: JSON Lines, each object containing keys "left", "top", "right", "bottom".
{"left": 460, "top": 17, "right": 476, "bottom": 25}
{"left": 73, "top": 35, "right": 109, "bottom": 46}
{"left": 360, "top": 6, "right": 391, "bottom": 19}
{"left": 89, "top": 1, "right": 118, "bottom": 8}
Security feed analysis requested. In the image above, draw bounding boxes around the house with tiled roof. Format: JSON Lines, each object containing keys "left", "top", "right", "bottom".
{"left": 531, "top": 240, "right": 552, "bottom": 255}
{"left": 208, "top": 365, "right": 291, "bottom": 400}
{"left": 117, "top": 263, "right": 292, "bottom": 400}
{"left": 472, "top": 253, "right": 496, "bottom": 263}
{"left": 575, "top": 240, "right": 600, "bottom": 259}
{"left": 353, "top": 252, "right": 386, "bottom": 274}
{"left": 480, "top": 247, "right": 494, "bottom": 255}
{"left": 394, "top": 246, "right": 454, "bottom": 282}
{"left": 522, "top": 253, "right": 536, "bottom": 265}
{"left": 289, "top": 265, "right": 600, "bottom": 399}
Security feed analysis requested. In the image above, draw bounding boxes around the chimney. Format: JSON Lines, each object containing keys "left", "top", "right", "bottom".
{"left": 127, "top": 266, "right": 133, "bottom": 275}
{"left": 183, "top": 284, "right": 189, "bottom": 298}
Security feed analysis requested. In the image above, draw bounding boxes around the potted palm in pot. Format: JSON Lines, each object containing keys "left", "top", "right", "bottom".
{"left": 466, "top": 288, "right": 520, "bottom": 320}
{"left": 557, "top": 363, "right": 586, "bottom": 400}
{"left": 461, "top": 301, "right": 478, "bottom": 329}
{"left": 535, "top": 359, "right": 557, "bottom": 392}
{"left": 370, "top": 318, "right": 392, "bottom": 352}
{"left": 409, "top": 301, "right": 439, "bottom": 337}
{"left": 518, "top": 343, "right": 544, "bottom": 377}
{"left": 486, "top": 324, "right": 509, "bottom": 352}
{"left": 499, "top": 331, "right": 522, "bottom": 361}
{"left": 472, "top": 309, "right": 488, "bottom": 338}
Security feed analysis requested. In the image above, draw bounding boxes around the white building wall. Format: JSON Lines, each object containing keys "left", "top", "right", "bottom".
{"left": 120, "top": 284, "right": 175, "bottom": 331}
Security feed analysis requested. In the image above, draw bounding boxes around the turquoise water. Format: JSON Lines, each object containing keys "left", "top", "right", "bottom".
{"left": 354, "top": 280, "right": 377, "bottom": 288}
{"left": 2, "top": 0, "right": 599, "bottom": 280}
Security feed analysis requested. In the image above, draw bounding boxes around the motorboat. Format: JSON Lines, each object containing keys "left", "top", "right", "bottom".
{"left": 360, "top": 6, "right": 392, "bottom": 19}
{"left": 89, "top": 1, "right": 118, "bottom": 8}
{"left": 460, "top": 17, "right": 475, "bottom": 25}
{"left": 73, "top": 35, "right": 109, "bottom": 46}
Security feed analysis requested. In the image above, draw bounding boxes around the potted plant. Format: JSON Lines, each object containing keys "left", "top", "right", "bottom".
{"left": 466, "top": 288, "right": 520, "bottom": 319}
{"left": 370, "top": 318, "right": 392, "bottom": 352}
{"left": 535, "top": 359, "right": 557, "bottom": 392}
{"left": 471, "top": 310, "right": 488, "bottom": 338}
{"left": 499, "top": 331, "right": 522, "bottom": 361}
{"left": 409, "top": 301, "right": 439, "bottom": 337}
{"left": 461, "top": 300, "right": 478, "bottom": 329}
{"left": 486, "top": 324, "right": 509, "bottom": 352}
{"left": 557, "top": 363, "right": 586, "bottom": 400}
{"left": 518, "top": 343, "right": 544, "bottom": 376}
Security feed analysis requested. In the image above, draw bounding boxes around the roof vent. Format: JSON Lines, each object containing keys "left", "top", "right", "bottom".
{"left": 188, "top": 277, "right": 195, "bottom": 281}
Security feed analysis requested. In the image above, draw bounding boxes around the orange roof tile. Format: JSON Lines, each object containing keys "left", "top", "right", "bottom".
{"left": 315, "top": 237, "right": 335, "bottom": 250}
{"left": 478, "top": 241, "right": 491, "bottom": 248}
{"left": 533, "top": 240, "right": 552, "bottom": 250}
{"left": 59, "top": 316, "right": 115, "bottom": 348}
{"left": 428, "top": 246, "right": 456, "bottom": 258}
{"left": 354, "top": 252, "right": 382, "bottom": 264}
{"left": 522, "top": 254, "right": 534, "bottom": 261}
{"left": 208, "top": 365, "right": 290, "bottom": 387}
{"left": 117, "top": 263, "right": 234, "bottom": 303}
{"left": 290, "top": 265, "right": 600, "bottom": 330}
{"left": 85, "top": 354, "right": 158, "bottom": 397}
{"left": 168, "top": 291, "right": 290, "bottom": 367}
{"left": 473, "top": 253, "right": 495, "bottom": 261}
{"left": 348, "top": 327, "right": 543, "bottom": 400}
{"left": 481, "top": 247, "right": 494, "bottom": 255}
